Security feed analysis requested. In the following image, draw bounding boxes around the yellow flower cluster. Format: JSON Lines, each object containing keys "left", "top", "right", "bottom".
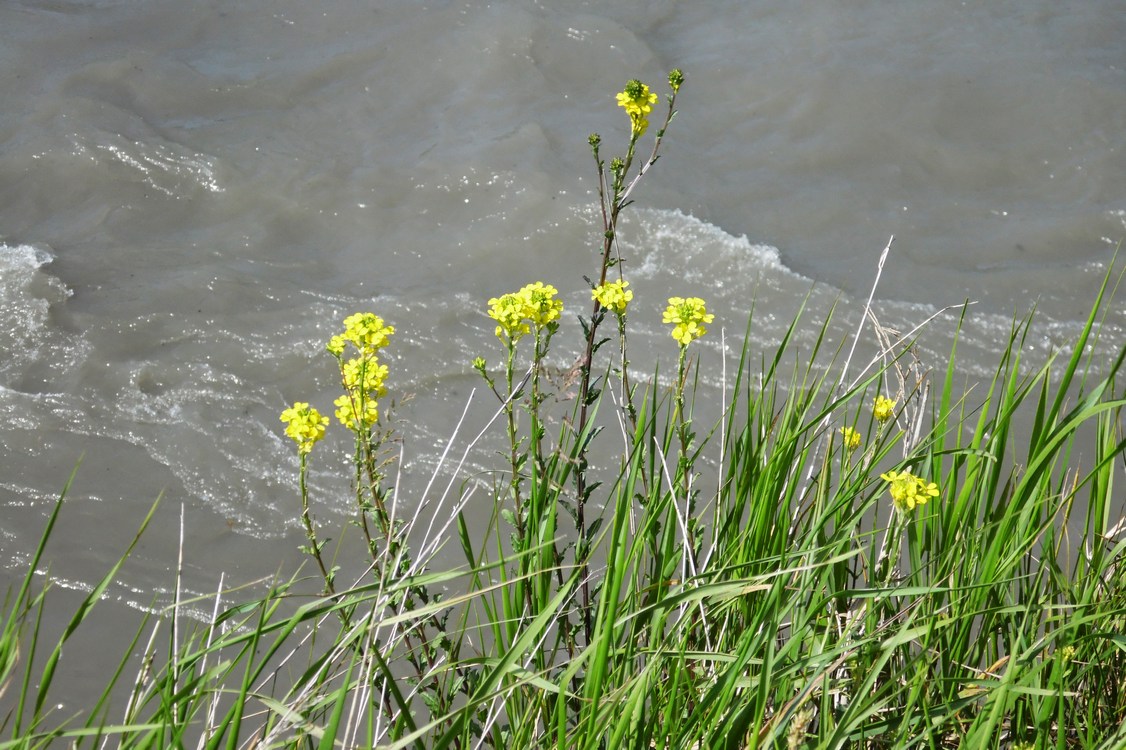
{"left": 487, "top": 282, "right": 563, "bottom": 344}
{"left": 591, "top": 279, "right": 633, "bottom": 316}
{"left": 334, "top": 356, "right": 387, "bottom": 431}
{"left": 326, "top": 312, "right": 394, "bottom": 432}
{"left": 839, "top": 426, "right": 862, "bottom": 451}
{"left": 662, "top": 296, "right": 715, "bottom": 346}
{"left": 880, "top": 470, "right": 939, "bottom": 512}
{"left": 873, "top": 395, "right": 896, "bottom": 423}
{"left": 280, "top": 402, "right": 329, "bottom": 455}
{"left": 616, "top": 79, "right": 658, "bottom": 138}
{"left": 334, "top": 392, "right": 380, "bottom": 431}
{"left": 327, "top": 312, "right": 395, "bottom": 357}
{"left": 342, "top": 357, "right": 389, "bottom": 398}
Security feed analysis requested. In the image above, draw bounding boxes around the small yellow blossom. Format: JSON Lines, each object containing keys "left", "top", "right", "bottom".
{"left": 326, "top": 335, "right": 347, "bottom": 357}
{"left": 839, "top": 426, "right": 862, "bottom": 451}
{"left": 280, "top": 402, "right": 329, "bottom": 455}
{"left": 873, "top": 395, "right": 896, "bottom": 423}
{"left": 663, "top": 296, "right": 715, "bottom": 346}
{"left": 592, "top": 279, "right": 633, "bottom": 316}
{"left": 334, "top": 393, "right": 379, "bottom": 431}
{"left": 880, "top": 469, "right": 939, "bottom": 512}
{"left": 616, "top": 79, "right": 658, "bottom": 138}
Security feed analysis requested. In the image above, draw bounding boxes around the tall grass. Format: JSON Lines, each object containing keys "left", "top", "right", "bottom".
{"left": 1, "top": 74, "right": 1124, "bottom": 749}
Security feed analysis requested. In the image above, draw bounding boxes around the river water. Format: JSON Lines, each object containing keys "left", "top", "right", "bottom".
{"left": 2, "top": 0, "right": 1125, "bottom": 706}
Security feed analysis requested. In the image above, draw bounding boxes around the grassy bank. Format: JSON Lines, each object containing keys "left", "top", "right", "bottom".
{"left": 2, "top": 73, "right": 1125, "bottom": 749}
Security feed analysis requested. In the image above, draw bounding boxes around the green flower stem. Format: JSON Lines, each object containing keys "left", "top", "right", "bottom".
{"left": 298, "top": 452, "right": 336, "bottom": 598}
{"left": 350, "top": 437, "right": 376, "bottom": 552}
{"left": 530, "top": 328, "right": 546, "bottom": 480}
{"left": 616, "top": 312, "right": 639, "bottom": 432}
{"left": 672, "top": 345, "right": 697, "bottom": 555}
{"left": 503, "top": 342, "right": 527, "bottom": 545}
{"left": 875, "top": 508, "right": 906, "bottom": 592}
{"left": 360, "top": 431, "right": 392, "bottom": 540}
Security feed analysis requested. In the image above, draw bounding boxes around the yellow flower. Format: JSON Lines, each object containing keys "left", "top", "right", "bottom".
{"left": 326, "top": 335, "right": 347, "bottom": 357}
{"left": 616, "top": 79, "right": 658, "bottom": 117}
{"left": 592, "top": 279, "right": 633, "bottom": 316}
{"left": 662, "top": 296, "right": 715, "bottom": 346}
{"left": 839, "top": 426, "right": 862, "bottom": 451}
{"left": 630, "top": 113, "right": 650, "bottom": 137}
{"left": 488, "top": 291, "right": 532, "bottom": 343}
{"left": 487, "top": 282, "right": 562, "bottom": 343}
{"left": 880, "top": 469, "right": 939, "bottom": 512}
{"left": 342, "top": 356, "right": 388, "bottom": 398}
{"left": 280, "top": 402, "right": 329, "bottom": 455}
{"left": 520, "top": 282, "right": 563, "bottom": 328}
{"left": 616, "top": 79, "right": 658, "bottom": 138}
{"left": 340, "top": 312, "right": 395, "bottom": 354}
{"left": 873, "top": 395, "right": 896, "bottom": 423}
{"left": 334, "top": 393, "right": 379, "bottom": 431}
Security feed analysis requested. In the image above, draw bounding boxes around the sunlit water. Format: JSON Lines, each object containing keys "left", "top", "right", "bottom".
{"left": 2, "top": 0, "right": 1125, "bottom": 707}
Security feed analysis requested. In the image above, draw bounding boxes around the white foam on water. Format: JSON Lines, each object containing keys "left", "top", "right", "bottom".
{"left": 0, "top": 243, "right": 88, "bottom": 386}
{"left": 1, "top": 244, "right": 63, "bottom": 368}
{"left": 624, "top": 208, "right": 789, "bottom": 282}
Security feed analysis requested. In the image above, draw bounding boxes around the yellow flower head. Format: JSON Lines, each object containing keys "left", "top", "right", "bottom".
{"left": 334, "top": 393, "right": 379, "bottom": 431}
{"left": 592, "top": 279, "right": 633, "bottom": 316}
{"left": 326, "top": 335, "right": 347, "bottom": 357}
{"left": 616, "top": 79, "right": 658, "bottom": 138}
{"left": 280, "top": 402, "right": 329, "bottom": 455}
{"left": 488, "top": 291, "right": 532, "bottom": 343}
{"left": 839, "top": 426, "right": 862, "bottom": 451}
{"left": 488, "top": 282, "right": 562, "bottom": 343}
{"left": 617, "top": 80, "right": 658, "bottom": 117}
{"left": 662, "top": 296, "right": 715, "bottom": 346}
{"left": 520, "top": 282, "right": 563, "bottom": 328}
{"left": 873, "top": 395, "right": 896, "bottom": 423}
{"left": 340, "top": 312, "right": 395, "bottom": 355}
{"left": 880, "top": 470, "right": 939, "bottom": 512}
{"left": 342, "top": 357, "right": 388, "bottom": 399}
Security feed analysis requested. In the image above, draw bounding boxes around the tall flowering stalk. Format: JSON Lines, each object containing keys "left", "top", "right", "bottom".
{"left": 279, "top": 402, "right": 334, "bottom": 593}
{"left": 279, "top": 313, "right": 395, "bottom": 603}
{"left": 481, "top": 283, "right": 562, "bottom": 552}
{"left": 574, "top": 71, "right": 683, "bottom": 637}
{"left": 328, "top": 312, "right": 396, "bottom": 547}
{"left": 286, "top": 313, "right": 469, "bottom": 725}
{"left": 479, "top": 283, "right": 563, "bottom": 623}
{"left": 663, "top": 296, "right": 714, "bottom": 547}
